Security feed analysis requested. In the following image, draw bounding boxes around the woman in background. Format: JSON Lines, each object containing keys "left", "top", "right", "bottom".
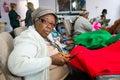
{"left": 8, "top": 3, "right": 20, "bottom": 30}
{"left": 73, "top": 10, "right": 92, "bottom": 37}
{"left": 95, "top": 9, "right": 110, "bottom": 26}
{"left": 24, "top": 2, "right": 35, "bottom": 27}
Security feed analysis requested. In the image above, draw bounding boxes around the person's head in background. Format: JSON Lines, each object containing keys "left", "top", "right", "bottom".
{"left": 102, "top": 9, "right": 107, "bottom": 17}
{"left": 10, "top": 3, "right": 17, "bottom": 10}
{"left": 27, "top": 2, "right": 35, "bottom": 11}
{"left": 31, "top": 7, "right": 57, "bottom": 38}
{"left": 79, "top": 10, "right": 89, "bottom": 19}
{"left": 101, "top": 15, "right": 105, "bottom": 20}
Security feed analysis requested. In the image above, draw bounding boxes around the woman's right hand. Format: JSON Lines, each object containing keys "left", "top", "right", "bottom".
{"left": 50, "top": 53, "right": 66, "bottom": 66}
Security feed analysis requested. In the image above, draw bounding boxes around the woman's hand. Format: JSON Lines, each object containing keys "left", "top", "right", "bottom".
{"left": 57, "top": 52, "right": 71, "bottom": 61}
{"left": 50, "top": 53, "right": 66, "bottom": 66}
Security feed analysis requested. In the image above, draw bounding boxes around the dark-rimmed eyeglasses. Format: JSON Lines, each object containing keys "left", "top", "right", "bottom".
{"left": 38, "top": 18, "right": 56, "bottom": 28}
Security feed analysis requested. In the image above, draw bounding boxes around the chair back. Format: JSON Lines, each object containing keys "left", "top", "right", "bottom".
{"left": 0, "top": 22, "right": 6, "bottom": 33}
{"left": 0, "top": 32, "right": 22, "bottom": 80}
{"left": 63, "top": 19, "right": 72, "bottom": 37}
{"left": 116, "top": 24, "right": 120, "bottom": 34}
{"left": 14, "top": 26, "right": 27, "bottom": 37}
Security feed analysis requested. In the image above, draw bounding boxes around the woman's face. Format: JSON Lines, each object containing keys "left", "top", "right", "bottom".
{"left": 13, "top": 5, "right": 17, "bottom": 10}
{"left": 34, "top": 14, "right": 56, "bottom": 38}
{"left": 103, "top": 12, "right": 107, "bottom": 16}
{"left": 83, "top": 13, "right": 89, "bottom": 19}
{"left": 27, "top": 3, "right": 33, "bottom": 9}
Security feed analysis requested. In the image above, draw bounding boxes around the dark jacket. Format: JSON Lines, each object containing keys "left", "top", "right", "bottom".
{"left": 25, "top": 9, "right": 33, "bottom": 27}
{"left": 8, "top": 9, "right": 20, "bottom": 29}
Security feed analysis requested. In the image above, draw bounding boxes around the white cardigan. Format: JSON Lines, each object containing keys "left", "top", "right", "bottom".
{"left": 8, "top": 26, "right": 52, "bottom": 80}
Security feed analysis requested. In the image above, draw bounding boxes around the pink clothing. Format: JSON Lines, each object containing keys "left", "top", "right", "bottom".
{"left": 92, "top": 22, "right": 101, "bottom": 31}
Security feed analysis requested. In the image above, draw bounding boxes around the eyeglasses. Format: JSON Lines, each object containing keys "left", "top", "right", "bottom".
{"left": 38, "top": 18, "right": 56, "bottom": 28}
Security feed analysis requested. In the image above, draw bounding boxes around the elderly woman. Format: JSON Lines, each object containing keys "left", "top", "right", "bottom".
{"left": 73, "top": 10, "right": 92, "bottom": 37}
{"left": 7, "top": 7, "right": 70, "bottom": 80}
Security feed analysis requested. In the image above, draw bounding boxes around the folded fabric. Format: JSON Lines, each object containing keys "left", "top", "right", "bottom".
{"left": 69, "top": 40, "right": 120, "bottom": 79}
{"left": 92, "top": 22, "right": 101, "bottom": 31}
{"left": 73, "top": 30, "right": 120, "bottom": 49}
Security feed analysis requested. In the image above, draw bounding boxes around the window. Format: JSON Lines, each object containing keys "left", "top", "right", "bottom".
{"left": 55, "top": 0, "right": 86, "bottom": 14}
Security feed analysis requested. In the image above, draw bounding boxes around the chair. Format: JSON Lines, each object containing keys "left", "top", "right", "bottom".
{"left": 0, "top": 22, "right": 6, "bottom": 33}
{"left": 0, "top": 61, "right": 6, "bottom": 80}
{"left": 116, "top": 24, "right": 120, "bottom": 34}
{"left": 0, "top": 32, "right": 22, "bottom": 80}
{"left": 14, "top": 26, "right": 27, "bottom": 37}
{"left": 63, "top": 19, "right": 72, "bottom": 37}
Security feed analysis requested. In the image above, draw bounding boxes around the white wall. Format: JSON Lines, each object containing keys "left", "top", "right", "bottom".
{"left": 86, "top": 0, "right": 120, "bottom": 25}
{"left": 27, "top": 0, "right": 39, "bottom": 9}
{"left": 39, "top": 0, "right": 76, "bottom": 22}
{"left": 39, "top": 0, "right": 55, "bottom": 11}
{"left": 0, "top": 0, "right": 17, "bottom": 32}
{"left": 0, "top": 0, "right": 39, "bottom": 32}
{"left": 0, "top": 0, "right": 120, "bottom": 31}
{"left": 17, "top": 0, "right": 39, "bottom": 26}
{"left": 39, "top": 0, "right": 120, "bottom": 25}
{"left": 17, "top": 0, "right": 27, "bottom": 26}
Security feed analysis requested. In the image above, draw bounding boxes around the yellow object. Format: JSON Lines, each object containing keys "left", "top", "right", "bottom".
{"left": 57, "top": 52, "right": 71, "bottom": 61}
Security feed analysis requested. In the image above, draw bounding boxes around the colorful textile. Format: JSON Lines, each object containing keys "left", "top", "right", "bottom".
{"left": 92, "top": 22, "right": 101, "bottom": 31}
{"left": 73, "top": 30, "right": 120, "bottom": 49}
{"left": 69, "top": 40, "right": 120, "bottom": 79}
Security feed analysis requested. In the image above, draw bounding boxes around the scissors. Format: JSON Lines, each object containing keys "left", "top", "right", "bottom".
{"left": 58, "top": 52, "right": 79, "bottom": 74}
{"left": 58, "top": 52, "right": 79, "bottom": 61}
{"left": 69, "top": 52, "right": 79, "bottom": 60}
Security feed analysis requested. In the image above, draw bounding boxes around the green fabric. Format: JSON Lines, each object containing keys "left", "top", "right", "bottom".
{"left": 106, "top": 34, "right": 120, "bottom": 45}
{"left": 73, "top": 30, "right": 120, "bottom": 49}
{"left": 104, "top": 22, "right": 109, "bottom": 26}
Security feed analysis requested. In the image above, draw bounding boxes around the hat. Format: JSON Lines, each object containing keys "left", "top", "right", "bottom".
{"left": 79, "top": 10, "right": 89, "bottom": 16}
{"left": 31, "top": 6, "right": 57, "bottom": 22}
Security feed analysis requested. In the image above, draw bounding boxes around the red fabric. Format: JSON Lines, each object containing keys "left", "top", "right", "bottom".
{"left": 69, "top": 40, "right": 120, "bottom": 79}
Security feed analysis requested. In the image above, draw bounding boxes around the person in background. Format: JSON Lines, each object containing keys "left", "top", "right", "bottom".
{"left": 95, "top": 9, "right": 110, "bottom": 26}
{"left": 101, "top": 9, "right": 107, "bottom": 20}
{"left": 21, "top": 2, "right": 35, "bottom": 27}
{"left": 51, "top": 28, "right": 62, "bottom": 42}
{"left": 8, "top": 3, "right": 20, "bottom": 30}
{"left": 73, "top": 10, "right": 92, "bottom": 37}
{"left": 7, "top": 6, "right": 70, "bottom": 80}
{"left": 100, "top": 18, "right": 120, "bottom": 34}
{"left": 51, "top": 28, "right": 74, "bottom": 53}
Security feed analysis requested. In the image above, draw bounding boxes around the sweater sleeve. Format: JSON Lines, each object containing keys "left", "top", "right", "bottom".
{"left": 82, "top": 18, "right": 92, "bottom": 31}
{"left": 7, "top": 35, "right": 52, "bottom": 76}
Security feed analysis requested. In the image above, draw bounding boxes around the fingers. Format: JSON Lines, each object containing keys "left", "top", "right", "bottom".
{"left": 50, "top": 53, "right": 66, "bottom": 66}
{"left": 50, "top": 52, "right": 73, "bottom": 66}
{"left": 57, "top": 52, "right": 71, "bottom": 61}
{"left": 57, "top": 57, "right": 66, "bottom": 66}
